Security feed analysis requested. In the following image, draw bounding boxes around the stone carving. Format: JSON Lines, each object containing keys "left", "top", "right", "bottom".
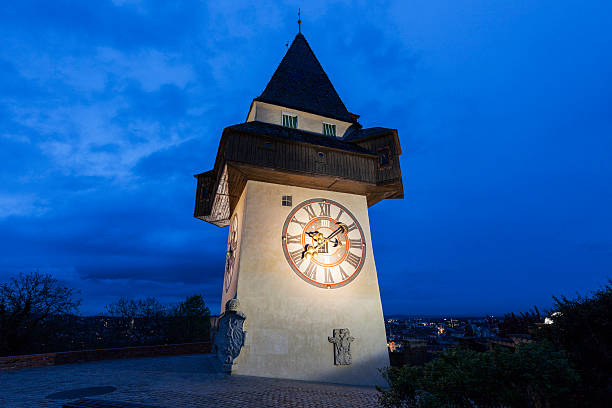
{"left": 214, "top": 298, "right": 246, "bottom": 372}
{"left": 328, "top": 328, "right": 355, "bottom": 365}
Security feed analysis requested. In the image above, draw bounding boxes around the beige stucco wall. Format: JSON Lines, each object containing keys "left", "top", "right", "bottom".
{"left": 247, "top": 101, "right": 352, "bottom": 138}
{"left": 231, "top": 180, "right": 389, "bottom": 386}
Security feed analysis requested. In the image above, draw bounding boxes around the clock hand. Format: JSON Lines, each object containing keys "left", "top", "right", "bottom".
{"left": 303, "top": 223, "right": 348, "bottom": 260}
{"left": 323, "top": 223, "right": 348, "bottom": 242}
{"left": 303, "top": 234, "right": 326, "bottom": 259}
{"left": 304, "top": 230, "right": 326, "bottom": 260}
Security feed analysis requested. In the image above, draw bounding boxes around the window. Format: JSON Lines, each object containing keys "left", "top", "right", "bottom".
{"left": 323, "top": 122, "right": 336, "bottom": 137}
{"left": 378, "top": 146, "right": 392, "bottom": 169}
{"left": 282, "top": 113, "right": 298, "bottom": 128}
{"left": 282, "top": 195, "right": 292, "bottom": 207}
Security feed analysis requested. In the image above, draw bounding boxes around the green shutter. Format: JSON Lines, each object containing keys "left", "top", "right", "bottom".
{"left": 283, "top": 114, "right": 297, "bottom": 129}
{"left": 323, "top": 123, "right": 336, "bottom": 136}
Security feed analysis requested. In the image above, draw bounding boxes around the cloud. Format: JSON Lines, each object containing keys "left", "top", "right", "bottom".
{"left": 0, "top": 194, "right": 48, "bottom": 219}
{"left": 1, "top": 1, "right": 611, "bottom": 317}
{"left": 96, "top": 47, "right": 195, "bottom": 92}
{"left": 1, "top": 42, "right": 201, "bottom": 181}
{"left": 10, "top": 46, "right": 196, "bottom": 94}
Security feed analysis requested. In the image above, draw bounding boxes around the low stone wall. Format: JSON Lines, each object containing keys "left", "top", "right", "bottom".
{"left": 0, "top": 342, "right": 211, "bottom": 371}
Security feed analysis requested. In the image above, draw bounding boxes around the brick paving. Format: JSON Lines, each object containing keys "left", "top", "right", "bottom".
{"left": 0, "top": 354, "right": 382, "bottom": 407}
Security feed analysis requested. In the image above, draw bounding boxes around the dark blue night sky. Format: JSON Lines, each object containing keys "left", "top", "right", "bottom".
{"left": 1, "top": 1, "right": 610, "bottom": 316}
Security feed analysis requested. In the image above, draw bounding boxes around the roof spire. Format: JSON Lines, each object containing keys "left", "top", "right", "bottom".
{"left": 255, "top": 32, "right": 355, "bottom": 123}
{"left": 298, "top": 8, "right": 301, "bottom": 34}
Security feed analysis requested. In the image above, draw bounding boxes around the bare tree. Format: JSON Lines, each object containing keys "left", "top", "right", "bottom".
{"left": 0, "top": 271, "right": 80, "bottom": 355}
{"left": 106, "top": 297, "right": 166, "bottom": 320}
{"left": 105, "top": 296, "right": 167, "bottom": 345}
{"left": 106, "top": 296, "right": 139, "bottom": 320}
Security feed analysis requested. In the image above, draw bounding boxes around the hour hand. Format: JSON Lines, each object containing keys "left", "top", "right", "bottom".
{"left": 303, "top": 231, "right": 321, "bottom": 260}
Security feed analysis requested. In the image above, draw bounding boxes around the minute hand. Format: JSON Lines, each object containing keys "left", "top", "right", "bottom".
{"left": 323, "top": 223, "right": 348, "bottom": 242}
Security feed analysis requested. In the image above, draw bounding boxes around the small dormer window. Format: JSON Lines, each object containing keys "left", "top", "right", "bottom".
{"left": 323, "top": 123, "right": 336, "bottom": 137}
{"left": 282, "top": 113, "right": 298, "bottom": 129}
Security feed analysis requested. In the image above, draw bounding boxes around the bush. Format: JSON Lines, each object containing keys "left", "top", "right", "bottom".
{"left": 380, "top": 282, "right": 612, "bottom": 407}
{"left": 379, "top": 342, "right": 579, "bottom": 408}
{"left": 498, "top": 307, "right": 542, "bottom": 337}
{"left": 538, "top": 281, "right": 612, "bottom": 406}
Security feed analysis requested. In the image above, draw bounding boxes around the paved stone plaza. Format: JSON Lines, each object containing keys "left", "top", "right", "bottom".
{"left": 0, "top": 354, "right": 382, "bottom": 407}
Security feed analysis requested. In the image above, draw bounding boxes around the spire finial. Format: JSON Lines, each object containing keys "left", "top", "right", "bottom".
{"left": 298, "top": 8, "right": 301, "bottom": 34}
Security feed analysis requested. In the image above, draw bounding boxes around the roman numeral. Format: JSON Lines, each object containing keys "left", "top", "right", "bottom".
{"left": 286, "top": 234, "right": 301, "bottom": 245}
{"left": 339, "top": 265, "right": 349, "bottom": 280}
{"left": 346, "top": 222, "right": 357, "bottom": 232}
{"left": 346, "top": 251, "right": 361, "bottom": 269}
{"left": 303, "top": 262, "right": 317, "bottom": 280}
{"left": 336, "top": 208, "right": 344, "bottom": 221}
{"left": 319, "top": 202, "right": 331, "bottom": 217}
{"left": 290, "top": 249, "right": 304, "bottom": 267}
{"left": 303, "top": 204, "right": 316, "bottom": 220}
{"left": 349, "top": 238, "right": 362, "bottom": 248}
{"left": 291, "top": 216, "right": 307, "bottom": 228}
{"left": 324, "top": 267, "right": 334, "bottom": 284}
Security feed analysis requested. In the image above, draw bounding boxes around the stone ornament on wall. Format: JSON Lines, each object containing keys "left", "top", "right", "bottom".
{"left": 214, "top": 298, "right": 246, "bottom": 372}
{"left": 328, "top": 328, "right": 355, "bottom": 365}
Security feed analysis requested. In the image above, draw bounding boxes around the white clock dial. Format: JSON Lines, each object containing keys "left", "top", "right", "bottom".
{"left": 282, "top": 198, "right": 366, "bottom": 288}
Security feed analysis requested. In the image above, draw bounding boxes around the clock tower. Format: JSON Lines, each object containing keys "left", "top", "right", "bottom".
{"left": 194, "top": 32, "right": 403, "bottom": 386}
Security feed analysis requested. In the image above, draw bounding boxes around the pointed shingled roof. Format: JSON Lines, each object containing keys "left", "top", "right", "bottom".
{"left": 254, "top": 33, "right": 357, "bottom": 123}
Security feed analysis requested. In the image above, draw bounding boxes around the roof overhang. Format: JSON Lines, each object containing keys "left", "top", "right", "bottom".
{"left": 195, "top": 162, "right": 403, "bottom": 227}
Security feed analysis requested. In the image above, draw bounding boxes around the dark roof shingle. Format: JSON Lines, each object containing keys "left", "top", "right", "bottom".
{"left": 254, "top": 33, "right": 356, "bottom": 123}
{"left": 343, "top": 126, "right": 393, "bottom": 141}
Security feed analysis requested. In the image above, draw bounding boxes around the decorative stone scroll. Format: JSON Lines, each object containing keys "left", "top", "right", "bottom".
{"left": 214, "top": 298, "right": 246, "bottom": 372}
{"left": 328, "top": 328, "right": 355, "bottom": 365}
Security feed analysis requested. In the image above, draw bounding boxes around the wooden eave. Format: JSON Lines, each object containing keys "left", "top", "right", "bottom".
{"left": 194, "top": 125, "right": 404, "bottom": 226}
{"left": 227, "top": 128, "right": 378, "bottom": 159}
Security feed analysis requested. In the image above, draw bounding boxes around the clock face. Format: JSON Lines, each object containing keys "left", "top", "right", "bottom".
{"left": 224, "top": 213, "right": 239, "bottom": 293}
{"left": 282, "top": 198, "right": 366, "bottom": 288}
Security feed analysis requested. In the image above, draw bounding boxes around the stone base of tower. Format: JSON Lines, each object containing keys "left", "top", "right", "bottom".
{"left": 228, "top": 181, "right": 390, "bottom": 386}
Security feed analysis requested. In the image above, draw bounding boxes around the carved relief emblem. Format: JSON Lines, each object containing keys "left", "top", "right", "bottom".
{"left": 328, "top": 328, "right": 355, "bottom": 365}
